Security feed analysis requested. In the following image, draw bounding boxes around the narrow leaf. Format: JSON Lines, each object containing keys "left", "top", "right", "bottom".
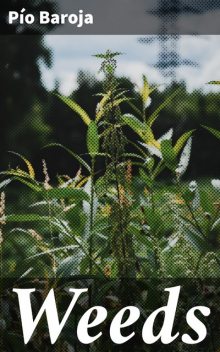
{"left": 202, "top": 125, "right": 220, "bottom": 140}
{"left": 8, "top": 151, "right": 35, "bottom": 179}
{"left": 96, "top": 91, "right": 111, "bottom": 121}
{"left": 122, "top": 114, "right": 144, "bottom": 137}
{"left": 175, "top": 137, "right": 192, "bottom": 176}
{"left": 56, "top": 94, "right": 91, "bottom": 126}
{"left": 44, "top": 143, "right": 91, "bottom": 172}
{"left": 13, "top": 177, "right": 41, "bottom": 192}
{"left": 148, "top": 88, "right": 181, "bottom": 126}
{"left": 174, "top": 130, "right": 195, "bottom": 154}
{"left": 0, "top": 179, "right": 12, "bottom": 189}
{"left": 141, "top": 75, "right": 151, "bottom": 103}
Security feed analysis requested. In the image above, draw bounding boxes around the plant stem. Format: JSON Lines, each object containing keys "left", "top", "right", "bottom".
{"left": 89, "top": 156, "right": 95, "bottom": 275}
{"left": 114, "top": 162, "right": 128, "bottom": 276}
{"left": 176, "top": 178, "right": 205, "bottom": 238}
{"left": 185, "top": 201, "right": 205, "bottom": 238}
{"left": 46, "top": 191, "right": 57, "bottom": 276}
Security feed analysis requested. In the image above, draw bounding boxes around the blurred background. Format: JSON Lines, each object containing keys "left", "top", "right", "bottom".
{"left": 1, "top": 0, "right": 220, "bottom": 183}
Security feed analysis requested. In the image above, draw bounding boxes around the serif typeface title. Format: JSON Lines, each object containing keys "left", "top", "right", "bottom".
{"left": 8, "top": 8, "right": 93, "bottom": 28}
{"left": 13, "top": 286, "right": 211, "bottom": 345}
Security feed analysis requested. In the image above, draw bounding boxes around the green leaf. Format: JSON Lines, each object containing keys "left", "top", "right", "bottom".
{"left": 0, "top": 169, "right": 31, "bottom": 180}
{"left": 182, "top": 189, "right": 195, "bottom": 203}
{"left": 112, "top": 97, "right": 131, "bottom": 107}
{"left": 202, "top": 125, "right": 220, "bottom": 140}
{"left": 127, "top": 101, "right": 143, "bottom": 117}
{"left": 141, "top": 75, "right": 151, "bottom": 103}
{"left": 148, "top": 88, "right": 181, "bottom": 126}
{"left": 100, "top": 98, "right": 131, "bottom": 118}
{"left": 13, "top": 177, "right": 41, "bottom": 192}
{"left": 6, "top": 214, "right": 49, "bottom": 222}
{"left": 57, "top": 252, "right": 84, "bottom": 277}
{"left": 139, "top": 169, "right": 153, "bottom": 188}
{"left": 122, "top": 114, "right": 144, "bottom": 137}
{"left": 55, "top": 94, "right": 91, "bottom": 126}
{"left": 123, "top": 153, "right": 145, "bottom": 161}
{"left": 140, "top": 75, "right": 157, "bottom": 104}
{"left": 144, "top": 124, "right": 156, "bottom": 144}
{"left": 41, "top": 188, "right": 89, "bottom": 202}
{"left": 0, "top": 179, "right": 12, "bottom": 189}
{"left": 28, "top": 245, "right": 79, "bottom": 259}
{"left": 8, "top": 151, "right": 35, "bottom": 179}
{"left": 174, "top": 130, "right": 195, "bottom": 155}
{"left": 183, "top": 228, "right": 206, "bottom": 252}
{"left": 0, "top": 175, "right": 41, "bottom": 192}
{"left": 207, "top": 81, "right": 220, "bottom": 85}
{"left": 93, "top": 51, "right": 122, "bottom": 59}
{"left": 161, "top": 140, "right": 177, "bottom": 171}
{"left": 44, "top": 143, "right": 91, "bottom": 172}
{"left": 96, "top": 90, "right": 111, "bottom": 121}
{"left": 87, "top": 121, "right": 99, "bottom": 156}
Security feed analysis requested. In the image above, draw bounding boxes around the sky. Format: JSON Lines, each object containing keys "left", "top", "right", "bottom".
{"left": 41, "top": 35, "right": 220, "bottom": 95}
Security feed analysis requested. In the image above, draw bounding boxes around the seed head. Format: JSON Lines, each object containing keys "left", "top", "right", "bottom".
{"left": 126, "top": 160, "right": 132, "bottom": 184}
{"left": 0, "top": 229, "right": 3, "bottom": 245}
{"left": 28, "top": 229, "right": 42, "bottom": 241}
{"left": 0, "top": 192, "right": 6, "bottom": 225}
{"left": 42, "top": 159, "right": 51, "bottom": 190}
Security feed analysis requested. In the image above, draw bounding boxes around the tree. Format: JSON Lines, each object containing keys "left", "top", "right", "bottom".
{"left": 0, "top": 0, "right": 56, "bottom": 169}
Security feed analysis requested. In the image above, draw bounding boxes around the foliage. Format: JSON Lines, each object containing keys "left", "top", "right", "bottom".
{"left": 1, "top": 51, "right": 220, "bottom": 352}
{"left": 0, "top": 0, "right": 55, "bottom": 169}
{"left": 1, "top": 51, "right": 220, "bottom": 281}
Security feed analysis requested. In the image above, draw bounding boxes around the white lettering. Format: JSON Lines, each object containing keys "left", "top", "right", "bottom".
{"left": 13, "top": 288, "right": 88, "bottom": 344}
{"left": 142, "top": 286, "right": 180, "bottom": 344}
{"left": 77, "top": 306, "right": 107, "bottom": 344}
{"left": 182, "top": 306, "right": 211, "bottom": 344}
{"left": 110, "top": 306, "right": 140, "bottom": 344}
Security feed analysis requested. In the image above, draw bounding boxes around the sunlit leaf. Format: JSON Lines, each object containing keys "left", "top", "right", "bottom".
{"left": 148, "top": 88, "right": 181, "bottom": 126}
{"left": 174, "top": 130, "right": 195, "bottom": 154}
{"left": 158, "top": 128, "right": 173, "bottom": 143}
{"left": 145, "top": 124, "right": 156, "bottom": 144}
{"left": 141, "top": 75, "right": 151, "bottom": 103}
{"left": 140, "top": 75, "right": 158, "bottom": 106}
{"left": 211, "top": 179, "right": 220, "bottom": 190}
{"left": 139, "top": 142, "right": 162, "bottom": 158}
{"left": 8, "top": 151, "right": 35, "bottom": 179}
{"left": 175, "top": 137, "right": 192, "bottom": 176}
{"left": 0, "top": 179, "right": 12, "bottom": 189}
{"left": 122, "top": 114, "right": 144, "bottom": 137}
{"left": 56, "top": 94, "right": 91, "bottom": 126}
{"left": 13, "top": 177, "right": 41, "bottom": 192}
{"left": 96, "top": 90, "right": 111, "bottom": 121}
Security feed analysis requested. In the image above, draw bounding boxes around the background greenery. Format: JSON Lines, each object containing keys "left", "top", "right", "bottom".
{"left": 1, "top": 35, "right": 220, "bottom": 180}
{"left": 1, "top": 3, "right": 220, "bottom": 351}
